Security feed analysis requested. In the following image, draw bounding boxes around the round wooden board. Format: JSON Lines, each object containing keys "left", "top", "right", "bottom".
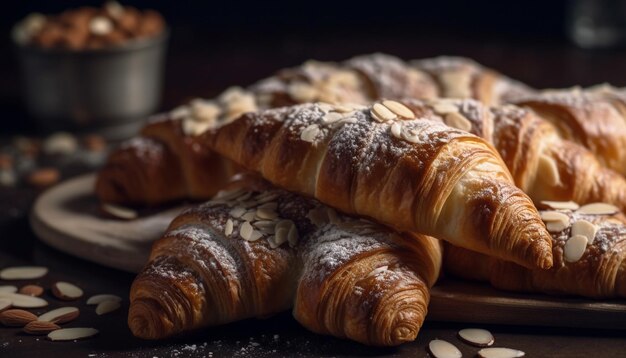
{"left": 30, "top": 174, "right": 186, "bottom": 273}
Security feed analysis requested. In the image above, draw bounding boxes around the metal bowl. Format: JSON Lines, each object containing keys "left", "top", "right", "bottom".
{"left": 15, "top": 31, "right": 168, "bottom": 137}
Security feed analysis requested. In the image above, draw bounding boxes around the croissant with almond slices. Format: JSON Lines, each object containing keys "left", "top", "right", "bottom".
{"left": 128, "top": 184, "right": 442, "bottom": 346}
{"left": 205, "top": 101, "right": 553, "bottom": 269}
{"left": 444, "top": 201, "right": 626, "bottom": 298}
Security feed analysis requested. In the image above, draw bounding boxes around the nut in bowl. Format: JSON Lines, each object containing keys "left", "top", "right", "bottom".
{"left": 12, "top": 2, "right": 168, "bottom": 137}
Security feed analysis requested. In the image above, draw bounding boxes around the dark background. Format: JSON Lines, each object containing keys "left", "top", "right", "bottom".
{"left": 2, "top": 0, "right": 625, "bottom": 133}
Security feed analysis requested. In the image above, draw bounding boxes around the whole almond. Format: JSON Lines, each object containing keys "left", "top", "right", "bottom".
{"left": 24, "top": 320, "right": 60, "bottom": 335}
{"left": 51, "top": 282, "right": 83, "bottom": 301}
{"left": 19, "top": 285, "right": 44, "bottom": 297}
{"left": 38, "top": 307, "right": 79, "bottom": 324}
{"left": 0, "top": 309, "right": 38, "bottom": 327}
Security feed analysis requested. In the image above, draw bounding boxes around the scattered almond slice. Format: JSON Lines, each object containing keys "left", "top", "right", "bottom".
{"left": 564, "top": 235, "right": 588, "bottom": 263}
{"left": 239, "top": 221, "right": 254, "bottom": 241}
{"left": 540, "top": 211, "right": 569, "bottom": 222}
{"left": 101, "top": 203, "right": 138, "bottom": 220}
{"left": 86, "top": 294, "right": 122, "bottom": 305}
{"left": 428, "top": 339, "right": 462, "bottom": 358}
{"left": 458, "top": 328, "right": 495, "bottom": 347}
{"left": 0, "top": 292, "right": 48, "bottom": 308}
{"left": 96, "top": 300, "right": 121, "bottom": 315}
{"left": 52, "top": 282, "right": 84, "bottom": 301}
{"left": 444, "top": 112, "right": 472, "bottom": 131}
{"left": 0, "top": 285, "right": 17, "bottom": 293}
{"left": 432, "top": 102, "right": 459, "bottom": 114}
{"left": 576, "top": 202, "right": 619, "bottom": 215}
{"left": 371, "top": 103, "right": 397, "bottom": 122}
{"left": 38, "top": 307, "right": 79, "bottom": 324}
{"left": 538, "top": 155, "right": 560, "bottom": 186}
{"left": 390, "top": 122, "right": 402, "bottom": 138}
{"left": 0, "top": 308, "right": 37, "bottom": 326}
{"left": 540, "top": 200, "right": 579, "bottom": 211}
{"left": 478, "top": 347, "right": 525, "bottom": 358}
{"left": 229, "top": 207, "right": 246, "bottom": 218}
{"left": 382, "top": 100, "right": 415, "bottom": 119}
{"left": 24, "top": 320, "right": 60, "bottom": 335}
{"left": 0, "top": 266, "right": 48, "bottom": 280}
{"left": 571, "top": 220, "right": 598, "bottom": 244}
{"left": 546, "top": 220, "right": 569, "bottom": 233}
{"left": 300, "top": 124, "right": 321, "bottom": 143}
{"left": 48, "top": 327, "right": 99, "bottom": 341}
{"left": 256, "top": 208, "right": 278, "bottom": 220}
{"left": 322, "top": 112, "right": 344, "bottom": 124}
{"left": 19, "top": 285, "right": 44, "bottom": 297}
{"left": 0, "top": 298, "right": 11, "bottom": 312}
{"left": 224, "top": 219, "right": 234, "bottom": 236}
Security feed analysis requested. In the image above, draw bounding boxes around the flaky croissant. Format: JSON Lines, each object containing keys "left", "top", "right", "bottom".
{"left": 205, "top": 101, "right": 553, "bottom": 269}
{"left": 398, "top": 98, "right": 626, "bottom": 212}
{"left": 509, "top": 87, "right": 626, "bottom": 177}
{"left": 444, "top": 201, "right": 626, "bottom": 298}
{"left": 128, "top": 185, "right": 442, "bottom": 346}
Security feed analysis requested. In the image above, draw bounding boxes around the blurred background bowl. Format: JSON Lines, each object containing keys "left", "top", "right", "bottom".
{"left": 15, "top": 30, "right": 168, "bottom": 138}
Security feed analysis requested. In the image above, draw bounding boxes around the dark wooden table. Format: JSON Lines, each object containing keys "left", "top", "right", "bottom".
{"left": 2, "top": 28, "right": 626, "bottom": 357}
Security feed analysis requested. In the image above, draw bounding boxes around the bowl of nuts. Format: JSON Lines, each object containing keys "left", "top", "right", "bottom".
{"left": 12, "top": 1, "right": 168, "bottom": 137}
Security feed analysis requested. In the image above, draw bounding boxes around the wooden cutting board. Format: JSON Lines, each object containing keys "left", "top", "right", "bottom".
{"left": 30, "top": 174, "right": 626, "bottom": 329}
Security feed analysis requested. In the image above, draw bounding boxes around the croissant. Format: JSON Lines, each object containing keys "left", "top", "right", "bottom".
{"left": 411, "top": 56, "right": 534, "bottom": 106}
{"left": 444, "top": 201, "right": 626, "bottom": 298}
{"left": 128, "top": 184, "right": 442, "bottom": 346}
{"left": 398, "top": 98, "right": 626, "bottom": 212}
{"left": 509, "top": 87, "right": 626, "bottom": 176}
{"left": 95, "top": 89, "right": 253, "bottom": 205}
{"left": 205, "top": 100, "right": 553, "bottom": 269}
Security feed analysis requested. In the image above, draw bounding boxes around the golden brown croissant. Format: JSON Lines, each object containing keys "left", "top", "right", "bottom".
{"left": 509, "top": 88, "right": 626, "bottom": 176}
{"left": 128, "top": 185, "right": 442, "bottom": 346}
{"left": 205, "top": 101, "right": 553, "bottom": 269}
{"left": 411, "top": 56, "right": 534, "bottom": 106}
{"left": 444, "top": 201, "right": 626, "bottom": 298}
{"left": 398, "top": 98, "right": 626, "bottom": 212}
{"left": 95, "top": 89, "right": 253, "bottom": 205}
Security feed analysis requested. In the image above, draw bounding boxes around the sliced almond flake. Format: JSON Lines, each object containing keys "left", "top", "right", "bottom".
{"left": 564, "top": 234, "right": 588, "bottom": 263}
{"left": 546, "top": 220, "right": 569, "bottom": 233}
{"left": 538, "top": 155, "right": 561, "bottom": 186}
{"left": 401, "top": 129, "right": 420, "bottom": 144}
{"left": 86, "top": 294, "right": 122, "bottom": 305}
{"left": 540, "top": 200, "right": 580, "bottom": 211}
{"left": 214, "top": 188, "right": 244, "bottom": 201}
{"left": 0, "top": 266, "right": 48, "bottom": 280}
{"left": 382, "top": 100, "right": 415, "bottom": 119}
{"left": 576, "top": 202, "right": 619, "bottom": 215}
{"left": 255, "top": 192, "right": 280, "bottom": 204}
{"left": 540, "top": 211, "right": 570, "bottom": 223}
{"left": 247, "top": 230, "right": 263, "bottom": 242}
{"left": 224, "top": 219, "right": 234, "bottom": 236}
{"left": 273, "top": 227, "right": 288, "bottom": 247}
{"left": 253, "top": 220, "right": 275, "bottom": 233}
{"left": 428, "top": 339, "right": 462, "bottom": 358}
{"left": 432, "top": 102, "right": 459, "bottom": 115}
{"left": 458, "top": 328, "right": 495, "bottom": 347}
{"left": 300, "top": 124, "right": 321, "bottom": 143}
{"left": 267, "top": 235, "right": 280, "bottom": 249}
{"left": 571, "top": 220, "right": 598, "bottom": 244}
{"left": 241, "top": 211, "right": 257, "bottom": 222}
{"left": 229, "top": 207, "right": 247, "bottom": 219}
{"left": 256, "top": 208, "right": 278, "bottom": 220}
{"left": 370, "top": 103, "right": 397, "bottom": 122}
{"left": 190, "top": 99, "right": 221, "bottom": 123}
{"left": 38, "top": 307, "right": 79, "bottom": 324}
{"left": 322, "top": 112, "right": 344, "bottom": 124}
{"left": 182, "top": 118, "right": 212, "bottom": 136}
{"left": 444, "top": 112, "right": 472, "bottom": 131}
{"left": 390, "top": 122, "right": 402, "bottom": 138}
{"left": 239, "top": 221, "right": 253, "bottom": 240}
{"left": 96, "top": 300, "right": 120, "bottom": 315}
{"left": 52, "top": 282, "right": 83, "bottom": 301}
{"left": 287, "top": 225, "right": 299, "bottom": 247}
{"left": 0, "top": 293, "right": 47, "bottom": 308}
{"left": 0, "top": 286, "right": 18, "bottom": 293}
{"left": 338, "top": 117, "right": 358, "bottom": 125}
{"left": 478, "top": 347, "right": 525, "bottom": 358}
{"left": 332, "top": 104, "right": 355, "bottom": 113}
{"left": 48, "top": 327, "right": 99, "bottom": 341}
